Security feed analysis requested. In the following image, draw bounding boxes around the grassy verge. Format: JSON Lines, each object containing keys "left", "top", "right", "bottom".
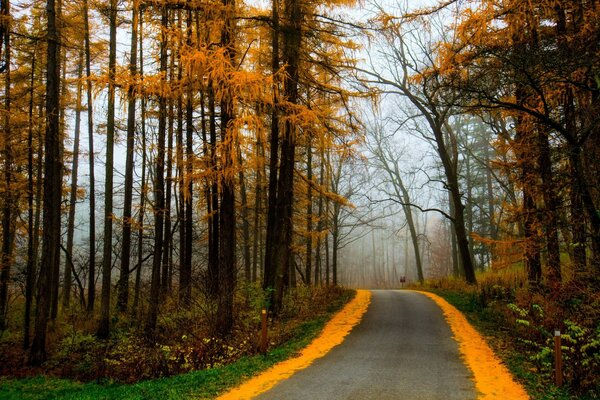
{"left": 427, "top": 288, "right": 589, "bottom": 400}
{"left": 0, "top": 289, "right": 355, "bottom": 400}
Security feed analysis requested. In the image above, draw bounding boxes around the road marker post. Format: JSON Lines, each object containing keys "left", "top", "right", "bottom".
{"left": 554, "top": 330, "right": 563, "bottom": 386}
{"left": 260, "top": 309, "right": 268, "bottom": 354}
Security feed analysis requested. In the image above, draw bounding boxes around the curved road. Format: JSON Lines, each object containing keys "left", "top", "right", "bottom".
{"left": 256, "top": 290, "right": 477, "bottom": 400}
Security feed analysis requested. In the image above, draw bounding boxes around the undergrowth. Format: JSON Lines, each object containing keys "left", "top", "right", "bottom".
{"left": 418, "top": 269, "right": 600, "bottom": 400}
{"left": 0, "top": 285, "right": 354, "bottom": 399}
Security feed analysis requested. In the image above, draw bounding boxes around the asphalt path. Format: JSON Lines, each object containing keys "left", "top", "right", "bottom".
{"left": 256, "top": 290, "right": 477, "bottom": 400}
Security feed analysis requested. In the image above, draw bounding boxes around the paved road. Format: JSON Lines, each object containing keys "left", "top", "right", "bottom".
{"left": 256, "top": 290, "right": 477, "bottom": 400}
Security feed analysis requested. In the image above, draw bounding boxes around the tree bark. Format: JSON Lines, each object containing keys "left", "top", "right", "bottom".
{"left": 537, "top": 128, "right": 561, "bottom": 284}
{"left": 238, "top": 144, "right": 251, "bottom": 282}
{"left": 97, "top": 0, "right": 117, "bottom": 339}
{"left": 207, "top": 84, "right": 219, "bottom": 298}
{"left": 179, "top": 11, "right": 193, "bottom": 305}
{"left": 117, "top": 0, "right": 139, "bottom": 314}
{"left": 162, "top": 61, "right": 175, "bottom": 299}
{"left": 30, "top": 0, "right": 61, "bottom": 365}
{"left": 271, "top": 0, "right": 302, "bottom": 313}
{"left": 263, "top": 0, "right": 281, "bottom": 297}
{"left": 145, "top": 4, "right": 168, "bottom": 336}
{"left": 63, "top": 48, "right": 84, "bottom": 309}
{"left": 0, "top": 0, "right": 12, "bottom": 332}
{"left": 305, "top": 141, "right": 312, "bottom": 285}
{"left": 24, "top": 37, "right": 39, "bottom": 349}
{"left": 84, "top": 0, "right": 97, "bottom": 314}
{"left": 132, "top": 7, "right": 146, "bottom": 315}
{"left": 216, "top": 0, "right": 237, "bottom": 335}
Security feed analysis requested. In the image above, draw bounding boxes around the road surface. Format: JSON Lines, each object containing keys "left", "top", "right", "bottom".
{"left": 256, "top": 290, "right": 477, "bottom": 400}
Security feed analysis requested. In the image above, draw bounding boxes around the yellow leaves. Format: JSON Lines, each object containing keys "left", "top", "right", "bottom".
{"left": 218, "top": 290, "right": 371, "bottom": 400}
{"left": 419, "top": 291, "right": 530, "bottom": 399}
{"left": 371, "top": 12, "right": 398, "bottom": 30}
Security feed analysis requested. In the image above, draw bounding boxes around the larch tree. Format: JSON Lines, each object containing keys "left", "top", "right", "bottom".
{"left": 63, "top": 45, "right": 84, "bottom": 309}
{"left": 84, "top": 0, "right": 97, "bottom": 314}
{"left": 433, "top": 0, "right": 600, "bottom": 283}
{"left": 117, "top": 0, "right": 140, "bottom": 314}
{"left": 30, "top": 0, "right": 62, "bottom": 365}
{"left": 145, "top": 3, "right": 168, "bottom": 336}
{"left": 0, "top": 0, "right": 12, "bottom": 332}
{"left": 97, "top": 0, "right": 118, "bottom": 339}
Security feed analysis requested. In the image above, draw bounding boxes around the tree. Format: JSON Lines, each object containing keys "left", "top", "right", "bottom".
{"left": 367, "top": 121, "right": 425, "bottom": 283}
{"left": 358, "top": 11, "right": 477, "bottom": 284}
{"left": 63, "top": 47, "right": 84, "bottom": 309}
{"left": 0, "top": 0, "right": 12, "bottom": 331}
{"left": 145, "top": 3, "right": 168, "bottom": 336}
{"left": 84, "top": 0, "right": 97, "bottom": 314}
{"left": 216, "top": 0, "right": 237, "bottom": 335}
{"left": 97, "top": 0, "right": 118, "bottom": 339}
{"left": 435, "top": 0, "right": 600, "bottom": 281}
{"left": 117, "top": 0, "right": 140, "bottom": 314}
{"left": 30, "top": 0, "right": 62, "bottom": 365}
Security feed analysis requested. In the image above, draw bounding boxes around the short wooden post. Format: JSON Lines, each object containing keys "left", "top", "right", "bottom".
{"left": 260, "top": 309, "right": 268, "bottom": 354}
{"left": 554, "top": 330, "right": 563, "bottom": 386}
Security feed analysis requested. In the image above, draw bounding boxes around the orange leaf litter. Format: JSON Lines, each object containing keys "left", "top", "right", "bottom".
{"left": 217, "top": 290, "right": 372, "bottom": 400}
{"left": 416, "top": 290, "right": 530, "bottom": 400}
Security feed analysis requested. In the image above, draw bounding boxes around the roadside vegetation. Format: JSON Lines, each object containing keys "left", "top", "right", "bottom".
{"left": 416, "top": 270, "right": 599, "bottom": 400}
{"left": 0, "top": 287, "right": 354, "bottom": 399}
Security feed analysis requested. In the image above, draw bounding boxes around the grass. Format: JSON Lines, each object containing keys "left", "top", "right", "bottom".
{"left": 0, "top": 290, "right": 355, "bottom": 400}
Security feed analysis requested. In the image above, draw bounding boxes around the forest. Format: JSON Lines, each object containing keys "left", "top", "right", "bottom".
{"left": 0, "top": 0, "right": 599, "bottom": 398}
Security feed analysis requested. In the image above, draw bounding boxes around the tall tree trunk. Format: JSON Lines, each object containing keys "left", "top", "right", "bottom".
{"left": 537, "top": 128, "right": 561, "bottom": 284}
{"left": 97, "top": 0, "right": 117, "bottom": 339}
{"left": 449, "top": 195, "right": 460, "bottom": 277}
{"left": 0, "top": 0, "right": 12, "bottom": 332}
{"left": 305, "top": 141, "right": 312, "bottom": 285}
{"left": 325, "top": 196, "right": 330, "bottom": 286}
{"left": 30, "top": 0, "right": 61, "bottom": 365}
{"left": 216, "top": 0, "right": 237, "bottom": 335}
{"left": 433, "top": 124, "right": 476, "bottom": 284}
{"left": 383, "top": 153, "right": 424, "bottom": 283}
{"left": 251, "top": 136, "right": 263, "bottom": 283}
{"left": 332, "top": 204, "right": 339, "bottom": 286}
{"left": 514, "top": 111, "right": 542, "bottom": 287}
{"left": 484, "top": 139, "right": 497, "bottom": 267}
{"left": 272, "top": 0, "right": 302, "bottom": 313}
{"left": 177, "top": 14, "right": 188, "bottom": 305}
{"left": 117, "top": 0, "right": 139, "bottom": 314}
{"left": 63, "top": 49, "right": 84, "bottom": 309}
{"left": 207, "top": 84, "right": 219, "bottom": 298}
{"left": 50, "top": 0, "right": 65, "bottom": 321}
{"left": 238, "top": 144, "right": 251, "bottom": 282}
{"left": 263, "top": 0, "right": 280, "bottom": 296}
{"left": 162, "top": 63, "right": 174, "bottom": 299}
{"left": 24, "top": 38, "right": 39, "bottom": 349}
{"left": 132, "top": 7, "right": 146, "bottom": 315}
{"left": 84, "top": 0, "right": 97, "bottom": 314}
{"left": 465, "top": 150, "right": 476, "bottom": 269}
{"left": 145, "top": 5, "right": 168, "bottom": 336}
{"left": 568, "top": 145, "right": 600, "bottom": 268}
{"left": 179, "top": 10, "right": 193, "bottom": 306}
{"left": 314, "top": 153, "right": 325, "bottom": 286}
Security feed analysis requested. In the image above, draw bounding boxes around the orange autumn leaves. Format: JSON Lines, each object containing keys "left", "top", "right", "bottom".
{"left": 217, "top": 290, "right": 372, "bottom": 400}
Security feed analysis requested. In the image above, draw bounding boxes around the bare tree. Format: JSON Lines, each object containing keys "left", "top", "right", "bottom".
{"left": 357, "top": 11, "right": 477, "bottom": 283}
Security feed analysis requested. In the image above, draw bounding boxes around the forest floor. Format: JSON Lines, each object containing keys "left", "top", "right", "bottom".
{"left": 0, "top": 286, "right": 354, "bottom": 399}
{"left": 416, "top": 271, "right": 600, "bottom": 400}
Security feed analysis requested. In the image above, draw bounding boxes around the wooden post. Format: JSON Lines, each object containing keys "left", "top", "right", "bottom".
{"left": 260, "top": 309, "right": 268, "bottom": 354}
{"left": 554, "top": 330, "right": 563, "bottom": 386}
